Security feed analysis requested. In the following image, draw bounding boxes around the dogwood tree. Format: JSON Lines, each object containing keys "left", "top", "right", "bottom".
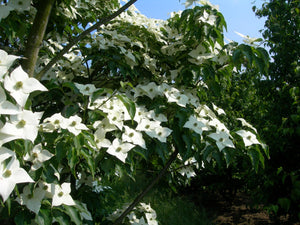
{"left": 0, "top": 0, "right": 268, "bottom": 224}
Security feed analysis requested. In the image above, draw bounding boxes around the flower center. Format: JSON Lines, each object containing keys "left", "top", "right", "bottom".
{"left": 85, "top": 87, "right": 90, "bottom": 91}
{"left": 3, "top": 170, "right": 12, "bottom": 178}
{"left": 27, "top": 193, "right": 33, "bottom": 199}
{"left": 32, "top": 153, "right": 38, "bottom": 159}
{"left": 129, "top": 133, "right": 134, "bottom": 138}
{"left": 219, "top": 138, "right": 224, "bottom": 142}
{"left": 17, "top": 119, "right": 26, "bottom": 128}
{"left": 158, "top": 132, "right": 162, "bottom": 136}
{"left": 116, "top": 147, "right": 122, "bottom": 152}
{"left": 145, "top": 125, "right": 150, "bottom": 129}
{"left": 15, "top": 81, "right": 23, "bottom": 90}
{"left": 58, "top": 191, "right": 64, "bottom": 197}
{"left": 70, "top": 121, "right": 77, "bottom": 126}
{"left": 54, "top": 119, "right": 60, "bottom": 125}
{"left": 112, "top": 116, "right": 117, "bottom": 121}
{"left": 247, "top": 136, "right": 252, "bottom": 140}
{"left": 193, "top": 122, "right": 197, "bottom": 127}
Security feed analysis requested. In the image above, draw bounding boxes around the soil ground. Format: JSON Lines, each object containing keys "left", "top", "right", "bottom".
{"left": 199, "top": 191, "right": 300, "bottom": 225}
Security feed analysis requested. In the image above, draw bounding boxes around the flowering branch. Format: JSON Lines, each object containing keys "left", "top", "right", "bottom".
{"left": 113, "top": 148, "right": 179, "bottom": 225}
{"left": 35, "top": 0, "right": 138, "bottom": 80}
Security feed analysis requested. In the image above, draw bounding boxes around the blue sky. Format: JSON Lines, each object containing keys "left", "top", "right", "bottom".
{"left": 134, "top": 0, "right": 266, "bottom": 43}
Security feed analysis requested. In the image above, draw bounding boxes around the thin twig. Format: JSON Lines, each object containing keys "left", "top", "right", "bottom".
{"left": 112, "top": 148, "right": 179, "bottom": 225}
{"left": 36, "top": 0, "right": 138, "bottom": 80}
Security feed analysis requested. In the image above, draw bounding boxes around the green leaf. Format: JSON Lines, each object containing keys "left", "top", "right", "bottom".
{"left": 80, "top": 148, "right": 95, "bottom": 178}
{"left": 64, "top": 205, "right": 81, "bottom": 225}
{"left": 222, "top": 148, "right": 235, "bottom": 167}
{"left": 55, "top": 142, "right": 68, "bottom": 164}
{"left": 248, "top": 148, "right": 260, "bottom": 172}
{"left": 52, "top": 209, "right": 70, "bottom": 225}
{"left": 117, "top": 94, "right": 136, "bottom": 120}
{"left": 35, "top": 209, "right": 52, "bottom": 225}
{"left": 14, "top": 210, "right": 32, "bottom": 225}
{"left": 278, "top": 198, "right": 291, "bottom": 212}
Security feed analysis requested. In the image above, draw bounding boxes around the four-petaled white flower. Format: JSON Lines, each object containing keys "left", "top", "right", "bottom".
{"left": 75, "top": 83, "right": 98, "bottom": 96}
{"left": 146, "top": 126, "right": 172, "bottom": 143}
{"left": 0, "top": 110, "right": 43, "bottom": 145}
{"left": 208, "top": 131, "right": 235, "bottom": 151}
{"left": 107, "top": 138, "right": 135, "bottom": 163}
{"left": 24, "top": 144, "right": 54, "bottom": 171}
{"left": 4, "top": 66, "right": 48, "bottom": 106}
{"left": 42, "top": 113, "right": 65, "bottom": 132}
{"left": 164, "top": 87, "right": 189, "bottom": 107}
{"left": 184, "top": 115, "right": 210, "bottom": 135}
{"left": 52, "top": 183, "right": 76, "bottom": 206}
{"left": 236, "top": 130, "right": 261, "bottom": 147}
{"left": 16, "top": 185, "right": 45, "bottom": 214}
{"left": 60, "top": 115, "right": 88, "bottom": 135}
{"left": 0, "top": 148, "right": 34, "bottom": 202}
{"left": 122, "top": 126, "right": 146, "bottom": 149}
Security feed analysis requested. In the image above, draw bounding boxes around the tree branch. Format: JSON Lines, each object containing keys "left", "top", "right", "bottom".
{"left": 112, "top": 148, "right": 179, "bottom": 225}
{"left": 22, "top": 0, "right": 56, "bottom": 77}
{"left": 35, "top": 0, "right": 138, "bottom": 80}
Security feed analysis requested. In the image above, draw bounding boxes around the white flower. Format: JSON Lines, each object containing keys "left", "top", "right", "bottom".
{"left": 136, "top": 118, "right": 160, "bottom": 133}
{"left": 16, "top": 185, "right": 45, "bottom": 214}
{"left": 4, "top": 66, "right": 48, "bottom": 106}
{"left": 7, "top": 0, "right": 31, "bottom": 12}
{"left": 236, "top": 130, "right": 261, "bottom": 147}
{"left": 93, "top": 118, "right": 117, "bottom": 132}
{"left": 94, "top": 128, "right": 111, "bottom": 149}
{"left": 74, "top": 83, "right": 98, "bottom": 96}
{"left": 24, "top": 144, "right": 54, "bottom": 171}
{"left": 178, "top": 166, "right": 196, "bottom": 178}
{"left": 122, "top": 126, "right": 146, "bottom": 149}
{"left": 184, "top": 115, "right": 210, "bottom": 135}
{"left": 237, "top": 118, "right": 257, "bottom": 133}
{"left": 164, "top": 87, "right": 189, "bottom": 107}
{"left": 42, "top": 113, "right": 65, "bottom": 132}
{"left": 52, "top": 183, "right": 76, "bottom": 206}
{"left": 208, "top": 118, "right": 231, "bottom": 136}
{"left": 0, "top": 151, "right": 34, "bottom": 202}
{"left": 0, "top": 49, "right": 19, "bottom": 80}
{"left": 212, "top": 103, "right": 225, "bottom": 115}
{"left": 0, "top": 86, "right": 20, "bottom": 115}
{"left": 0, "top": 110, "right": 43, "bottom": 144}
{"left": 199, "top": 10, "right": 217, "bottom": 26}
{"left": 146, "top": 126, "right": 172, "bottom": 143}
{"left": 139, "top": 82, "right": 161, "bottom": 99}
{"left": 107, "top": 138, "right": 135, "bottom": 163}
{"left": 60, "top": 115, "right": 88, "bottom": 135}
{"left": 208, "top": 131, "right": 235, "bottom": 151}
{"left": 106, "top": 110, "right": 124, "bottom": 130}
{"left": 147, "top": 110, "right": 167, "bottom": 122}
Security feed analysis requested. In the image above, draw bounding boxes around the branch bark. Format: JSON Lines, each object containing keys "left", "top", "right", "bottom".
{"left": 35, "top": 0, "right": 138, "bottom": 80}
{"left": 22, "top": 0, "right": 56, "bottom": 77}
{"left": 112, "top": 148, "right": 179, "bottom": 225}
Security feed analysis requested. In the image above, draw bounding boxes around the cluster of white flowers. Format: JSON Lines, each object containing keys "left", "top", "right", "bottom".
{"left": 0, "top": 49, "right": 84, "bottom": 215}
{"left": 108, "top": 202, "right": 158, "bottom": 225}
